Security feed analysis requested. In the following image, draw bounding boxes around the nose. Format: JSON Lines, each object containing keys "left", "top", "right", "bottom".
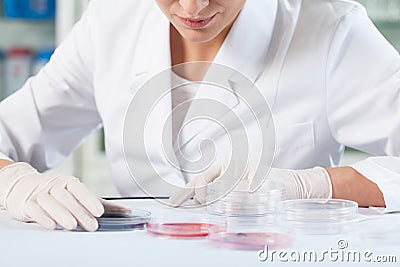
{"left": 179, "top": 0, "right": 210, "bottom": 17}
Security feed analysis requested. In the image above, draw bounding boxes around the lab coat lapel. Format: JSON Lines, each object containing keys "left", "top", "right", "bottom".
{"left": 129, "top": 5, "right": 171, "bottom": 92}
{"left": 213, "top": 0, "right": 278, "bottom": 84}
{"left": 127, "top": 4, "right": 187, "bottom": 186}
{"left": 129, "top": 4, "right": 172, "bottom": 150}
{"left": 177, "top": 0, "right": 278, "bottom": 150}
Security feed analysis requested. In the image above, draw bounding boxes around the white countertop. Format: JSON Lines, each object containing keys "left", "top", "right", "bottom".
{"left": 0, "top": 199, "right": 399, "bottom": 267}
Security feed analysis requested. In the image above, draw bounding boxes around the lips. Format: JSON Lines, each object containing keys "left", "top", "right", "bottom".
{"left": 178, "top": 15, "right": 216, "bottom": 29}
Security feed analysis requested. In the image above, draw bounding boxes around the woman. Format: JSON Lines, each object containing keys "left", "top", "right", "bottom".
{"left": 0, "top": 0, "right": 399, "bottom": 231}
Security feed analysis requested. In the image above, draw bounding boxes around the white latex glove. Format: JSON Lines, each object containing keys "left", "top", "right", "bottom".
{"left": 168, "top": 165, "right": 332, "bottom": 207}
{"left": 168, "top": 165, "right": 223, "bottom": 206}
{"left": 264, "top": 167, "right": 332, "bottom": 199}
{"left": 0, "top": 162, "right": 104, "bottom": 231}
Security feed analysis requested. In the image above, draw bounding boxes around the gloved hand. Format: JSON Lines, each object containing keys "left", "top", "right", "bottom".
{"left": 168, "top": 165, "right": 223, "bottom": 206}
{"left": 0, "top": 162, "right": 104, "bottom": 231}
{"left": 168, "top": 165, "right": 332, "bottom": 207}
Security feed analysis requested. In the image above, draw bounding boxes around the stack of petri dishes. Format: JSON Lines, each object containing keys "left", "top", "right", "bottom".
{"left": 96, "top": 208, "right": 151, "bottom": 232}
{"left": 277, "top": 199, "right": 358, "bottom": 235}
{"left": 206, "top": 179, "right": 284, "bottom": 217}
{"left": 206, "top": 179, "right": 292, "bottom": 250}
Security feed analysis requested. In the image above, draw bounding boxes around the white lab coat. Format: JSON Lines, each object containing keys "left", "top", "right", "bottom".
{"left": 0, "top": 0, "right": 399, "bottom": 211}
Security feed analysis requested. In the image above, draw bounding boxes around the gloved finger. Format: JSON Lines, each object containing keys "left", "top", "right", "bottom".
{"left": 193, "top": 193, "right": 206, "bottom": 205}
{"left": 193, "top": 197, "right": 202, "bottom": 205}
{"left": 51, "top": 186, "right": 99, "bottom": 232}
{"left": 167, "top": 180, "right": 196, "bottom": 207}
{"left": 24, "top": 200, "right": 57, "bottom": 230}
{"left": 66, "top": 179, "right": 104, "bottom": 217}
{"left": 193, "top": 178, "right": 210, "bottom": 204}
{"left": 193, "top": 167, "right": 225, "bottom": 204}
{"left": 36, "top": 194, "right": 78, "bottom": 230}
{"left": 101, "top": 199, "right": 132, "bottom": 216}
{"left": 169, "top": 166, "right": 223, "bottom": 207}
{"left": 202, "top": 165, "right": 222, "bottom": 183}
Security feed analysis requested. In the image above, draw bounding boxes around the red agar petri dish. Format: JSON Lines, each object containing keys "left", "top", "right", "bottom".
{"left": 146, "top": 222, "right": 214, "bottom": 238}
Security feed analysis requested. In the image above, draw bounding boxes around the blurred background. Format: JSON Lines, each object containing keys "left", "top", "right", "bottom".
{"left": 0, "top": 0, "right": 399, "bottom": 197}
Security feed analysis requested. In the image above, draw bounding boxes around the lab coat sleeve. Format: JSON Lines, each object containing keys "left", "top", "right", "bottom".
{"left": 326, "top": 5, "right": 400, "bottom": 212}
{"left": 0, "top": 2, "right": 101, "bottom": 172}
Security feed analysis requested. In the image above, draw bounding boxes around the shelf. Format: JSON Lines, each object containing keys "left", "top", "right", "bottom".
{"left": 357, "top": 0, "right": 400, "bottom": 25}
{"left": 0, "top": 18, "right": 54, "bottom": 23}
{"left": 0, "top": 19, "right": 55, "bottom": 50}
{"left": 371, "top": 19, "right": 400, "bottom": 25}
{"left": 358, "top": 0, "right": 400, "bottom": 51}
{"left": 373, "top": 20, "right": 400, "bottom": 28}
{"left": 374, "top": 22, "right": 400, "bottom": 51}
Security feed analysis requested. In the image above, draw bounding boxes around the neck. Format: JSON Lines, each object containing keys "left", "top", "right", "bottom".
{"left": 170, "top": 25, "right": 233, "bottom": 81}
{"left": 170, "top": 25, "right": 231, "bottom": 66}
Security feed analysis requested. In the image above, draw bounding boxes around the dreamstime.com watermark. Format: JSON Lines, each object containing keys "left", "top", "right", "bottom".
{"left": 258, "top": 240, "right": 397, "bottom": 263}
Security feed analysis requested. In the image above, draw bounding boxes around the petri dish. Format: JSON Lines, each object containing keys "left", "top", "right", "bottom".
{"left": 146, "top": 215, "right": 216, "bottom": 239}
{"left": 206, "top": 180, "right": 285, "bottom": 217}
{"left": 278, "top": 199, "right": 358, "bottom": 235}
{"left": 96, "top": 209, "right": 151, "bottom": 232}
{"left": 208, "top": 218, "right": 293, "bottom": 250}
{"left": 206, "top": 180, "right": 291, "bottom": 250}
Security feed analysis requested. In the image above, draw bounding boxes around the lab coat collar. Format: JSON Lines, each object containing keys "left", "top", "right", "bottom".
{"left": 213, "top": 0, "right": 278, "bottom": 84}
{"left": 129, "top": 0, "right": 278, "bottom": 152}
{"left": 130, "top": 0, "right": 278, "bottom": 89}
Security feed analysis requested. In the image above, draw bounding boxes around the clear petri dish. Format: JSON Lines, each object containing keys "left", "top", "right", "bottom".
{"left": 146, "top": 215, "right": 216, "bottom": 239}
{"left": 278, "top": 199, "right": 358, "bottom": 235}
{"left": 206, "top": 180, "right": 285, "bottom": 217}
{"left": 208, "top": 218, "right": 293, "bottom": 250}
{"left": 96, "top": 209, "right": 151, "bottom": 232}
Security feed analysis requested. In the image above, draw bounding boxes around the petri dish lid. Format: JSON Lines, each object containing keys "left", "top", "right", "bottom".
{"left": 278, "top": 199, "right": 358, "bottom": 223}
{"left": 208, "top": 179, "right": 284, "bottom": 195}
{"left": 101, "top": 208, "right": 136, "bottom": 218}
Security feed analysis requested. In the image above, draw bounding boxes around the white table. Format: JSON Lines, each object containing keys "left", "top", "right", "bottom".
{"left": 0, "top": 199, "right": 399, "bottom": 267}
